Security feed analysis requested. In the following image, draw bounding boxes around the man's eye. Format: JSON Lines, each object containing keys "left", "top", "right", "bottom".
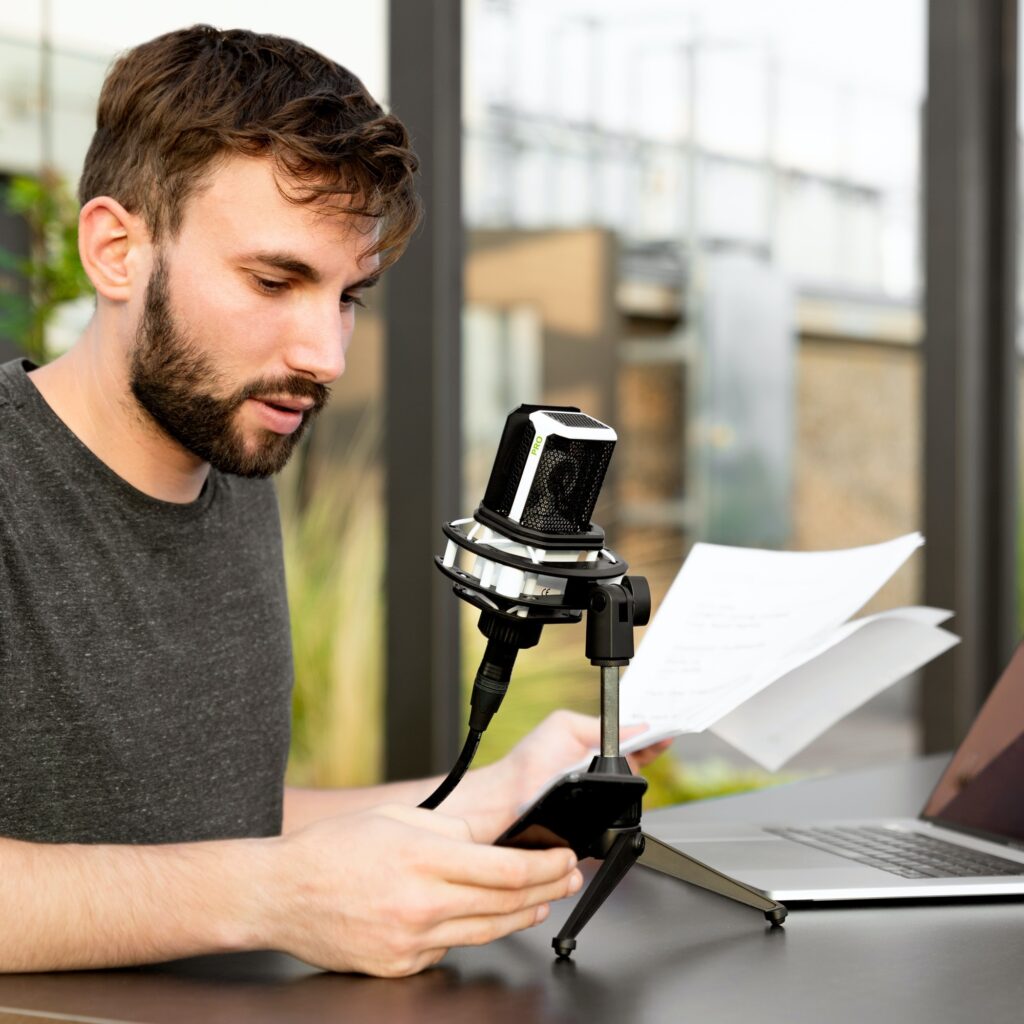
{"left": 341, "top": 292, "right": 367, "bottom": 309}
{"left": 254, "top": 276, "right": 288, "bottom": 294}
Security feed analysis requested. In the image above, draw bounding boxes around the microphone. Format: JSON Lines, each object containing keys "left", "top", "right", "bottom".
{"left": 479, "top": 405, "right": 616, "bottom": 541}
{"left": 420, "top": 405, "right": 629, "bottom": 810}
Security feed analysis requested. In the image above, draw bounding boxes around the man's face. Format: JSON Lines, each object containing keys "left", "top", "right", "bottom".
{"left": 128, "top": 155, "right": 377, "bottom": 478}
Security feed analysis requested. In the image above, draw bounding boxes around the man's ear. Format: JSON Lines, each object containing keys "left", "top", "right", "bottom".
{"left": 78, "top": 197, "right": 149, "bottom": 302}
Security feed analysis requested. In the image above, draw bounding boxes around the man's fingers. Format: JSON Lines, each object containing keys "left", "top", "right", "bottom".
{"left": 627, "top": 738, "right": 674, "bottom": 768}
{"left": 619, "top": 722, "right": 651, "bottom": 741}
{"left": 425, "top": 903, "right": 553, "bottom": 950}
{"left": 432, "top": 842, "right": 578, "bottom": 890}
{"left": 550, "top": 709, "right": 601, "bottom": 744}
{"left": 375, "top": 805, "right": 578, "bottom": 890}
{"left": 438, "top": 868, "right": 584, "bottom": 920}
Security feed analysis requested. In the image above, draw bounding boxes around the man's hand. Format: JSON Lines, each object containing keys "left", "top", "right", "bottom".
{"left": 263, "top": 803, "right": 583, "bottom": 977}
{"left": 500, "top": 709, "right": 673, "bottom": 804}
{"left": 501, "top": 712, "right": 671, "bottom": 782}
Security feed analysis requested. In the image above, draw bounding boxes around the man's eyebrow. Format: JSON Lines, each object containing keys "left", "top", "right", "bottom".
{"left": 241, "top": 251, "right": 322, "bottom": 283}
{"left": 348, "top": 274, "right": 380, "bottom": 291}
{"left": 240, "top": 251, "right": 380, "bottom": 291}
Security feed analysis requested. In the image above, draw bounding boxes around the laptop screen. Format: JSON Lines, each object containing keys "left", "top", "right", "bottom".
{"left": 921, "top": 639, "right": 1024, "bottom": 845}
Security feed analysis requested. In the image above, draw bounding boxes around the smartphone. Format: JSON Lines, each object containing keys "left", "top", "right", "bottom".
{"left": 495, "top": 772, "right": 648, "bottom": 858}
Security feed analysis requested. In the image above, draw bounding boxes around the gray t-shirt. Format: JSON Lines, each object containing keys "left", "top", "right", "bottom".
{"left": 0, "top": 358, "right": 293, "bottom": 844}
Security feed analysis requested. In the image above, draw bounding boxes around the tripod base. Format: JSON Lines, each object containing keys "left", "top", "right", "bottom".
{"left": 553, "top": 828, "right": 786, "bottom": 958}
{"left": 639, "top": 832, "right": 787, "bottom": 925}
{"left": 553, "top": 828, "right": 645, "bottom": 958}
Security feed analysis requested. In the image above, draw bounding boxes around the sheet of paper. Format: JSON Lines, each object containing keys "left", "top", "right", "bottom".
{"left": 735, "top": 605, "right": 953, "bottom": 701}
{"left": 709, "top": 613, "right": 960, "bottom": 770}
{"left": 619, "top": 532, "right": 924, "bottom": 737}
{"left": 617, "top": 604, "right": 953, "bottom": 760}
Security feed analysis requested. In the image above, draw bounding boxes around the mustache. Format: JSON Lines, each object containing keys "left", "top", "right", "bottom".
{"left": 236, "top": 375, "right": 331, "bottom": 412}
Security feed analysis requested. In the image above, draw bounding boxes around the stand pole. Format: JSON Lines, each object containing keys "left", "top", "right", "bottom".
{"left": 600, "top": 665, "right": 620, "bottom": 758}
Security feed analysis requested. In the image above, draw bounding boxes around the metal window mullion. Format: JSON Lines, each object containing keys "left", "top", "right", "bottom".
{"left": 922, "top": 0, "right": 1019, "bottom": 752}
{"left": 384, "top": 0, "right": 463, "bottom": 780}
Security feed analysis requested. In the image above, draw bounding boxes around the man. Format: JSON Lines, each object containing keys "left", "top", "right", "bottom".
{"left": 0, "top": 26, "right": 667, "bottom": 976}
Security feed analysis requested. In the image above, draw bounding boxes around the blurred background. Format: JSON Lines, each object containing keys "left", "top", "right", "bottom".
{"left": 0, "top": 0, "right": 1017, "bottom": 805}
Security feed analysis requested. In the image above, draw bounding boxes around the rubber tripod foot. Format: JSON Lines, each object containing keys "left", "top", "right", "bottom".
{"left": 553, "top": 937, "right": 577, "bottom": 958}
{"left": 766, "top": 906, "right": 788, "bottom": 926}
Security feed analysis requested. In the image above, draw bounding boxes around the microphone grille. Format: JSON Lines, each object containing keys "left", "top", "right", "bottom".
{"left": 543, "top": 411, "right": 608, "bottom": 430}
{"left": 479, "top": 405, "right": 616, "bottom": 537}
{"left": 519, "top": 435, "right": 614, "bottom": 534}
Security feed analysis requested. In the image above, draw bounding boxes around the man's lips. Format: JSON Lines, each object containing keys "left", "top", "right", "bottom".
{"left": 255, "top": 396, "right": 316, "bottom": 413}
{"left": 247, "top": 397, "right": 313, "bottom": 436}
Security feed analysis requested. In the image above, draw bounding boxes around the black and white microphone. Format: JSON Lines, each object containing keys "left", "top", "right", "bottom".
{"left": 420, "top": 404, "right": 630, "bottom": 809}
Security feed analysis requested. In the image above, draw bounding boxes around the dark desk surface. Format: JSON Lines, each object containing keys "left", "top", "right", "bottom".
{"left": 3, "top": 756, "right": 1023, "bottom": 1024}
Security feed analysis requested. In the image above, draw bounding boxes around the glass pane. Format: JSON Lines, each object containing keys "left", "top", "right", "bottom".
{"left": 462, "top": 0, "right": 927, "bottom": 788}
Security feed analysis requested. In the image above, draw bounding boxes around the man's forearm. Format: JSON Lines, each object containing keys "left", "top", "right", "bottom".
{"left": 0, "top": 833, "right": 275, "bottom": 971}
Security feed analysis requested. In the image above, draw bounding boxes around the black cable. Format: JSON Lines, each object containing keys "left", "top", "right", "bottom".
{"left": 418, "top": 728, "right": 483, "bottom": 809}
{"left": 419, "top": 613, "right": 543, "bottom": 811}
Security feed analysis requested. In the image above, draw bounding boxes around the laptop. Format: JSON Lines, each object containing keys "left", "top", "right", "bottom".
{"left": 653, "top": 639, "right": 1024, "bottom": 902}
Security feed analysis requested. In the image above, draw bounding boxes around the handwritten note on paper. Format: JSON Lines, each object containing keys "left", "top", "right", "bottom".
{"left": 618, "top": 533, "right": 926, "bottom": 747}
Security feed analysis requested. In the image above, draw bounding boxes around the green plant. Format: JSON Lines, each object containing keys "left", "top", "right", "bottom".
{"left": 279, "top": 412, "right": 385, "bottom": 787}
{"left": 0, "top": 172, "right": 92, "bottom": 364}
{"left": 639, "top": 751, "right": 792, "bottom": 809}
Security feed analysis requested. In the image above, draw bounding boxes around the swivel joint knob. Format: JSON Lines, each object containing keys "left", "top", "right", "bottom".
{"left": 622, "top": 576, "right": 651, "bottom": 627}
{"left": 586, "top": 579, "right": 646, "bottom": 665}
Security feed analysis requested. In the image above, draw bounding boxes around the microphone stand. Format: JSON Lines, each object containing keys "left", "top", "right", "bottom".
{"left": 433, "top": 516, "right": 786, "bottom": 958}
{"left": 551, "top": 575, "right": 787, "bottom": 959}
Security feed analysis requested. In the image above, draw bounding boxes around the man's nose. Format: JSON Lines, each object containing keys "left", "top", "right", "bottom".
{"left": 287, "top": 304, "right": 349, "bottom": 384}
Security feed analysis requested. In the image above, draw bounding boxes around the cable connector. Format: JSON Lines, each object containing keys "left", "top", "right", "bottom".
{"left": 468, "top": 613, "right": 544, "bottom": 732}
{"left": 419, "top": 611, "right": 544, "bottom": 810}
{"left": 468, "top": 641, "right": 515, "bottom": 732}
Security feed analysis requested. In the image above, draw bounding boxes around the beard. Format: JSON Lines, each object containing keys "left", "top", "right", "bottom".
{"left": 129, "top": 254, "right": 329, "bottom": 478}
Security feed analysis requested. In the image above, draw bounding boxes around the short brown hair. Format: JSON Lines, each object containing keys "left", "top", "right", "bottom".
{"left": 79, "top": 25, "right": 421, "bottom": 270}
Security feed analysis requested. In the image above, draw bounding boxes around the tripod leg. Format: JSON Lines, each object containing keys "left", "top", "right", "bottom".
{"left": 639, "top": 832, "right": 788, "bottom": 925}
{"left": 552, "top": 830, "right": 644, "bottom": 958}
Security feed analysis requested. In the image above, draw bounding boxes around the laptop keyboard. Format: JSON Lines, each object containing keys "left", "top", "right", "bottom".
{"left": 765, "top": 825, "right": 1024, "bottom": 879}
